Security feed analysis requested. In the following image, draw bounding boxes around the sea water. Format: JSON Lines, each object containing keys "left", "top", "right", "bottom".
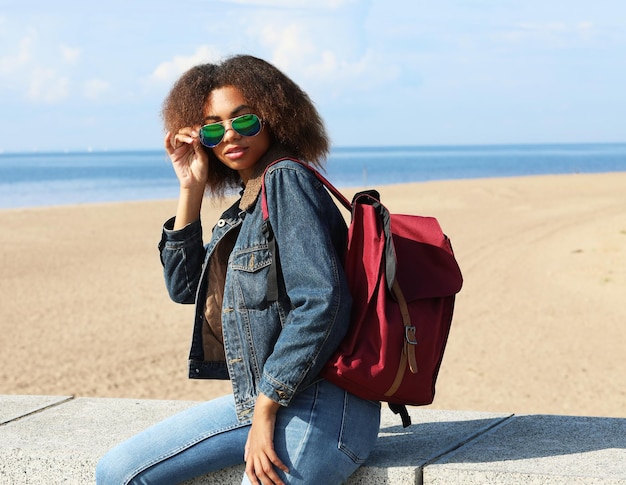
{"left": 1, "top": 143, "right": 625, "bottom": 209}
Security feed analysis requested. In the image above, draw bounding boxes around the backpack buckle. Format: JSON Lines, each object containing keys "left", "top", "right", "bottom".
{"left": 405, "top": 326, "right": 417, "bottom": 345}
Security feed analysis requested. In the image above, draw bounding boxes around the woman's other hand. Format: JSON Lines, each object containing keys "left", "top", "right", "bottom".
{"left": 245, "top": 394, "right": 289, "bottom": 485}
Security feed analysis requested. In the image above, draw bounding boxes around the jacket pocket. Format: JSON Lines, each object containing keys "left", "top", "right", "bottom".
{"left": 230, "top": 245, "right": 273, "bottom": 310}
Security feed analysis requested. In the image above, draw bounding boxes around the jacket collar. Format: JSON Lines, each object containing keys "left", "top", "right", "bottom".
{"left": 239, "top": 144, "right": 295, "bottom": 211}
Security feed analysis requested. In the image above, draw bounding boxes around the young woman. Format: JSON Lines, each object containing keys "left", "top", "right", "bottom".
{"left": 96, "top": 55, "right": 381, "bottom": 485}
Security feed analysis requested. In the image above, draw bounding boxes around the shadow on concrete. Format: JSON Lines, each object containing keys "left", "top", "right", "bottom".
{"left": 373, "top": 414, "right": 626, "bottom": 466}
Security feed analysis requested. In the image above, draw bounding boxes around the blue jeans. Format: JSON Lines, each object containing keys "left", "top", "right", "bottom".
{"left": 96, "top": 380, "right": 381, "bottom": 484}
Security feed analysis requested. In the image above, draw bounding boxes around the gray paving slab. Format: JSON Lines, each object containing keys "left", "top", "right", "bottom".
{"left": 0, "top": 396, "right": 199, "bottom": 484}
{"left": 0, "top": 394, "right": 73, "bottom": 425}
{"left": 348, "top": 407, "right": 511, "bottom": 483}
{"left": 425, "top": 413, "right": 626, "bottom": 484}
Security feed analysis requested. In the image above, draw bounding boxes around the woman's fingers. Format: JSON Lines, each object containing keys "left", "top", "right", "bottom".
{"left": 165, "top": 128, "right": 200, "bottom": 155}
{"left": 246, "top": 454, "right": 286, "bottom": 485}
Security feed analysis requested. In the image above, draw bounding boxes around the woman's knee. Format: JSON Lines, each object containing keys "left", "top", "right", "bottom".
{"left": 95, "top": 449, "right": 128, "bottom": 485}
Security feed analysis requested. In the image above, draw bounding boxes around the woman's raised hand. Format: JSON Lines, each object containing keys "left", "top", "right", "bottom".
{"left": 166, "top": 128, "right": 210, "bottom": 229}
{"left": 165, "top": 128, "right": 209, "bottom": 190}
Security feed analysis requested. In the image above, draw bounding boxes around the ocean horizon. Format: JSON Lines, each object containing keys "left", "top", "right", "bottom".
{"left": 1, "top": 142, "right": 625, "bottom": 209}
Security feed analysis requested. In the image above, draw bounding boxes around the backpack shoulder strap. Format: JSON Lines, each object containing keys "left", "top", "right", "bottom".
{"left": 260, "top": 158, "right": 351, "bottom": 302}
{"left": 261, "top": 158, "right": 352, "bottom": 221}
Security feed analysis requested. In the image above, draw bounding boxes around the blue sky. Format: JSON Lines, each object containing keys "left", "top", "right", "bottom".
{"left": 1, "top": 0, "right": 625, "bottom": 153}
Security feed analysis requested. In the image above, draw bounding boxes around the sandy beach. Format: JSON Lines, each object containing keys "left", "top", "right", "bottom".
{"left": 1, "top": 172, "right": 625, "bottom": 418}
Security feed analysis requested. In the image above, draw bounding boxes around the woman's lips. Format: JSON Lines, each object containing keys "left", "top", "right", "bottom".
{"left": 224, "top": 146, "right": 247, "bottom": 159}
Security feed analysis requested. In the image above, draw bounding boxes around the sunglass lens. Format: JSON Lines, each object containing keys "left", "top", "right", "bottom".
{"left": 232, "top": 114, "right": 261, "bottom": 137}
{"left": 200, "top": 124, "right": 225, "bottom": 147}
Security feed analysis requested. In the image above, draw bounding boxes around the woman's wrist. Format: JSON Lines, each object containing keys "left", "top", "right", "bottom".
{"left": 254, "top": 393, "right": 282, "bottom": 418}
{"left": 174, "top": 186, "right": 205, "bottom": 230}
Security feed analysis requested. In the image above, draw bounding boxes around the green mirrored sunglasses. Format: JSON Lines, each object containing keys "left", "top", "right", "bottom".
{"left": 199, "top": 114, "right": 263, "bottom": 148}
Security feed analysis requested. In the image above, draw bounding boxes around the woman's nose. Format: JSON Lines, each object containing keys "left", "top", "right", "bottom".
{"left": 222, "top": 121, "right": 240, "bottom": 142}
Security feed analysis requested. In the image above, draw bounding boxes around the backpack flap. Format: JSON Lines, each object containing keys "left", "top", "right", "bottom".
{"left": 391, "top": 214, "right": 463, "bottom": 300}
{"left": 350, "top": 192, "right": 463, "bottom": 300}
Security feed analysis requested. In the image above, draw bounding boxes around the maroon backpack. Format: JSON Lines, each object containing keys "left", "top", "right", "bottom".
{"left": 262, "top": 160, "right": 463, "bottom": 427}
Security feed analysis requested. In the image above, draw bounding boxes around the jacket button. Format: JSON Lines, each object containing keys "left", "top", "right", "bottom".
{"left": 217, "top": 219, "right": 226, "bottom": 227}
{"left": 276, "top": 390, "right": 288, "bottom": 400}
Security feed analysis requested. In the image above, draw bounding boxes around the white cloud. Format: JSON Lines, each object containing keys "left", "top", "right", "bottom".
{"left": 259, "top": 23, "right": 316, "bottom": 72}
{"left": 309, "top": 49, "right": 400, "bottom": 94}
{"left": 83, "top": 78, "right": 110, "bottom": 100}
{"left": 61, "top": 44, "right": 81, "bottom": 63}
{"left": 256, "top": 21, "right": 399, "bottom": 98}
{"left": 150, "top": 45, "right": 222, "bottom": 84}
{"left": 27, "top": 67, "right": 69, "bottom": 103}
{"left": 0, "top": 33, "right": 34, "bottom": 76}
{"left": 1, "top": 30, "right": 82, "bottom": 104}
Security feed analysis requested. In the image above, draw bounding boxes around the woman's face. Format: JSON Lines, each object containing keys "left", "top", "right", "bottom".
{"left": 203, "top": 85, "right": 271, "bottom": 184}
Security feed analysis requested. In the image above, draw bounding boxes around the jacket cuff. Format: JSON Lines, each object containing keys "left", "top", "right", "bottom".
{"left": 258, "top": 373, "right": 295, "bottom": 407}
{"left": 159, "top": 217, "right": 202, "bottom": 249}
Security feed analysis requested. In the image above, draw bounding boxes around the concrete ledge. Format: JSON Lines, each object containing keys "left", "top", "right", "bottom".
{"left": 425, "top": 413, "right": 626, "bottom": 484}
{"left": 0, "top": 395, "right": 624, "bottom": 484}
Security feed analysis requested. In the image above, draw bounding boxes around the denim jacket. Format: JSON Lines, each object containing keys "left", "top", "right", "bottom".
{"left": 158, "top": 151, "right": 351, "bottom": 422}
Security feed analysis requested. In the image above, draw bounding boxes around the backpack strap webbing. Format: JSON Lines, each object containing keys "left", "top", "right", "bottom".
{"left": 388, "top": 403, "right": 412, "bottom": 428}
